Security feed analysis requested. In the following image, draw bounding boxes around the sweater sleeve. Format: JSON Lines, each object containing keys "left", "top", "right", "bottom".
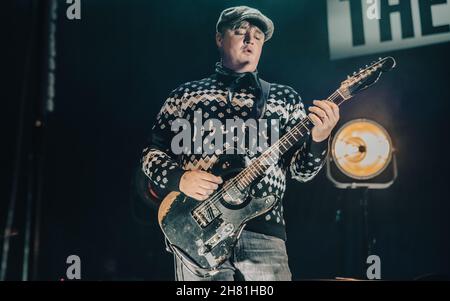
{"left": 141, "top": 88, "right": 186, "bottom": 196}
{"left": 285, "top": 90, "right": 329, "bottom": 183}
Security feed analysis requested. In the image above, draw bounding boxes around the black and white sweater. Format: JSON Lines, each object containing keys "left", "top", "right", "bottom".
{"left": 141, "top": 65, "right": 329, "bottom": 240}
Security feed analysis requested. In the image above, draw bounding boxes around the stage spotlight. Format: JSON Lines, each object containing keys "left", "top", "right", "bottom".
{"left": 327, "top": 119, "right": 397, "bottom": 189}
{"left": 327, "top": 119, "right": 397, "bottom": 276}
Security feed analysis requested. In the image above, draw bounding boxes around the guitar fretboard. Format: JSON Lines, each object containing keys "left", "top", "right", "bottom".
{"left": 234, "top": 88, "right": 349, "bottom": 190}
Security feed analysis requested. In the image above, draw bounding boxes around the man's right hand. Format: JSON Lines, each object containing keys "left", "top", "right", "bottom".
{"left": 179, "top": 170, "right": 223, "bottom": 201}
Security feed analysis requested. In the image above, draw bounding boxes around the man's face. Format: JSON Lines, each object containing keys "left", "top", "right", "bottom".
{"left": 216, "top": 21, "right": 265, "bottom": 73}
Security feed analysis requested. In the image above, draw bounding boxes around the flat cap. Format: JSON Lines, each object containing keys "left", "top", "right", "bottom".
{"left": 216, "top": 6, "right": 274, "bottom": 41}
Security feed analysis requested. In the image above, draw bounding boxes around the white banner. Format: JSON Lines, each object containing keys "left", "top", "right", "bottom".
{"left": 327, "top": 0, "right": 450, "bottom": 59}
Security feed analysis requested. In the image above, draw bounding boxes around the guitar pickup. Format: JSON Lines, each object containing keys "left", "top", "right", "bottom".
{"left": 192, "top": 203, "right": 221, "bottom": 228}
{"left": 204, "top": 223, "right": 234, "bottom": 249}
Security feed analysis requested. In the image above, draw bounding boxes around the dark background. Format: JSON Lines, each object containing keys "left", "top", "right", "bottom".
{"left": 2, "top": 0, "right": 450, "bottom": 280}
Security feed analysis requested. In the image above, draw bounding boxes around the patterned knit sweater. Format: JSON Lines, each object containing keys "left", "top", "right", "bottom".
{"left": 141, "top": 65, "right": 329, "bottom": 240}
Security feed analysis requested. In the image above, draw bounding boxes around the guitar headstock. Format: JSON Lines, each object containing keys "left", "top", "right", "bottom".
{"left": 339, "top": 57, "right": 396, "bottom": 98}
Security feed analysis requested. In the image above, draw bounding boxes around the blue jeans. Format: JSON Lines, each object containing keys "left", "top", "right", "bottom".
{"left": 174, "top": 230, "right": 292, "bottom": 281}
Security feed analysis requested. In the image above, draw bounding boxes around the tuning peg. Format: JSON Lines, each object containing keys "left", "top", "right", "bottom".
{"left": 353, "top": 71, "right": 357, "bottom": 75}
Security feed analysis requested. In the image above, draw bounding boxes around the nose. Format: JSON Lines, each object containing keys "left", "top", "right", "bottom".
{"left": 244, "top": 33, "right": 255, "bottom": 45}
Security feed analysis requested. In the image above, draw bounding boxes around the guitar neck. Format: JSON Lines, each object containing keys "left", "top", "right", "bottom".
{"left": 234, "top": 88, "right": 350, "bottom": 190}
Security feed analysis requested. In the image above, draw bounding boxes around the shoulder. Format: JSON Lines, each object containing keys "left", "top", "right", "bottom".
{"left": 265, "top": 81, "right": 303, "bottom": 104}
{"left": 170, "top": 76, "right": 217, "bottom": 96}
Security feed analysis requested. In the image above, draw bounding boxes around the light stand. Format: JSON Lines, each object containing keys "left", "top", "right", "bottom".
{"left": 327, "top": 119, "right": 397, "bottom": 278}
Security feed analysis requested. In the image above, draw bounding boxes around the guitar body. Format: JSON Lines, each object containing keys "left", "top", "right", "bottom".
{"left": 157, "top": 154, "right": 277, "bottom": 276}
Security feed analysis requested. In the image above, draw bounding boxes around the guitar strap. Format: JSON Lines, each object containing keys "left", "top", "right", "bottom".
{"left": 254, "top": 78, "right": 271, "bottom": 119}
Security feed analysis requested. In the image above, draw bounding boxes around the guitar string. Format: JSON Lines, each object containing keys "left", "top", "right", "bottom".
{"left": 195, "top": 91, "right": 346, "bottom": 215}
{"left": 193, "top": 90, "right": 347, "bottom": 215}
{"left": 192, "top": 61, "right": 387, "bottom": 217}
{"left": 194, "top": 90, "right": 346, "bottom": 214}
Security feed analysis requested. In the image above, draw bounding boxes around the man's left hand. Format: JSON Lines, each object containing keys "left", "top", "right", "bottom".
{"left": 308, "top": 100, "right": 340, "bottom": 142}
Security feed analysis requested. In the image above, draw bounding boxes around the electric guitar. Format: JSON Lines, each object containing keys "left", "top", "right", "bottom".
{"left": 157, "top": 57, "right": 396, "bottom": 276}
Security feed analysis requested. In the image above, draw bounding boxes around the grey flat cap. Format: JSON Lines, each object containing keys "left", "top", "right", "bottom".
{"left": 216, "top": 6, "right": 274, "bottom": 41}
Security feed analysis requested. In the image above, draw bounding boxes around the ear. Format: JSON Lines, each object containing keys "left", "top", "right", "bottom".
{"left": 215, "top": 32, "right": 223, "bottom": 48}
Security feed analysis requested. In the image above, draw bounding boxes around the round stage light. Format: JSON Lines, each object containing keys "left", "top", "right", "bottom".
{"left": 331, "top": 119, "right": 392, "bottom": 180}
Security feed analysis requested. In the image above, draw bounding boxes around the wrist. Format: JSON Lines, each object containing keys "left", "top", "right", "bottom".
{"left": 312, "top": 133, "right": 329, "bottom": 143}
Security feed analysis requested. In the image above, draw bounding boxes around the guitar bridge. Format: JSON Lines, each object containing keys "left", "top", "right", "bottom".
{"left": 197, "top": 223, "right": 234, "bottom": 258}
